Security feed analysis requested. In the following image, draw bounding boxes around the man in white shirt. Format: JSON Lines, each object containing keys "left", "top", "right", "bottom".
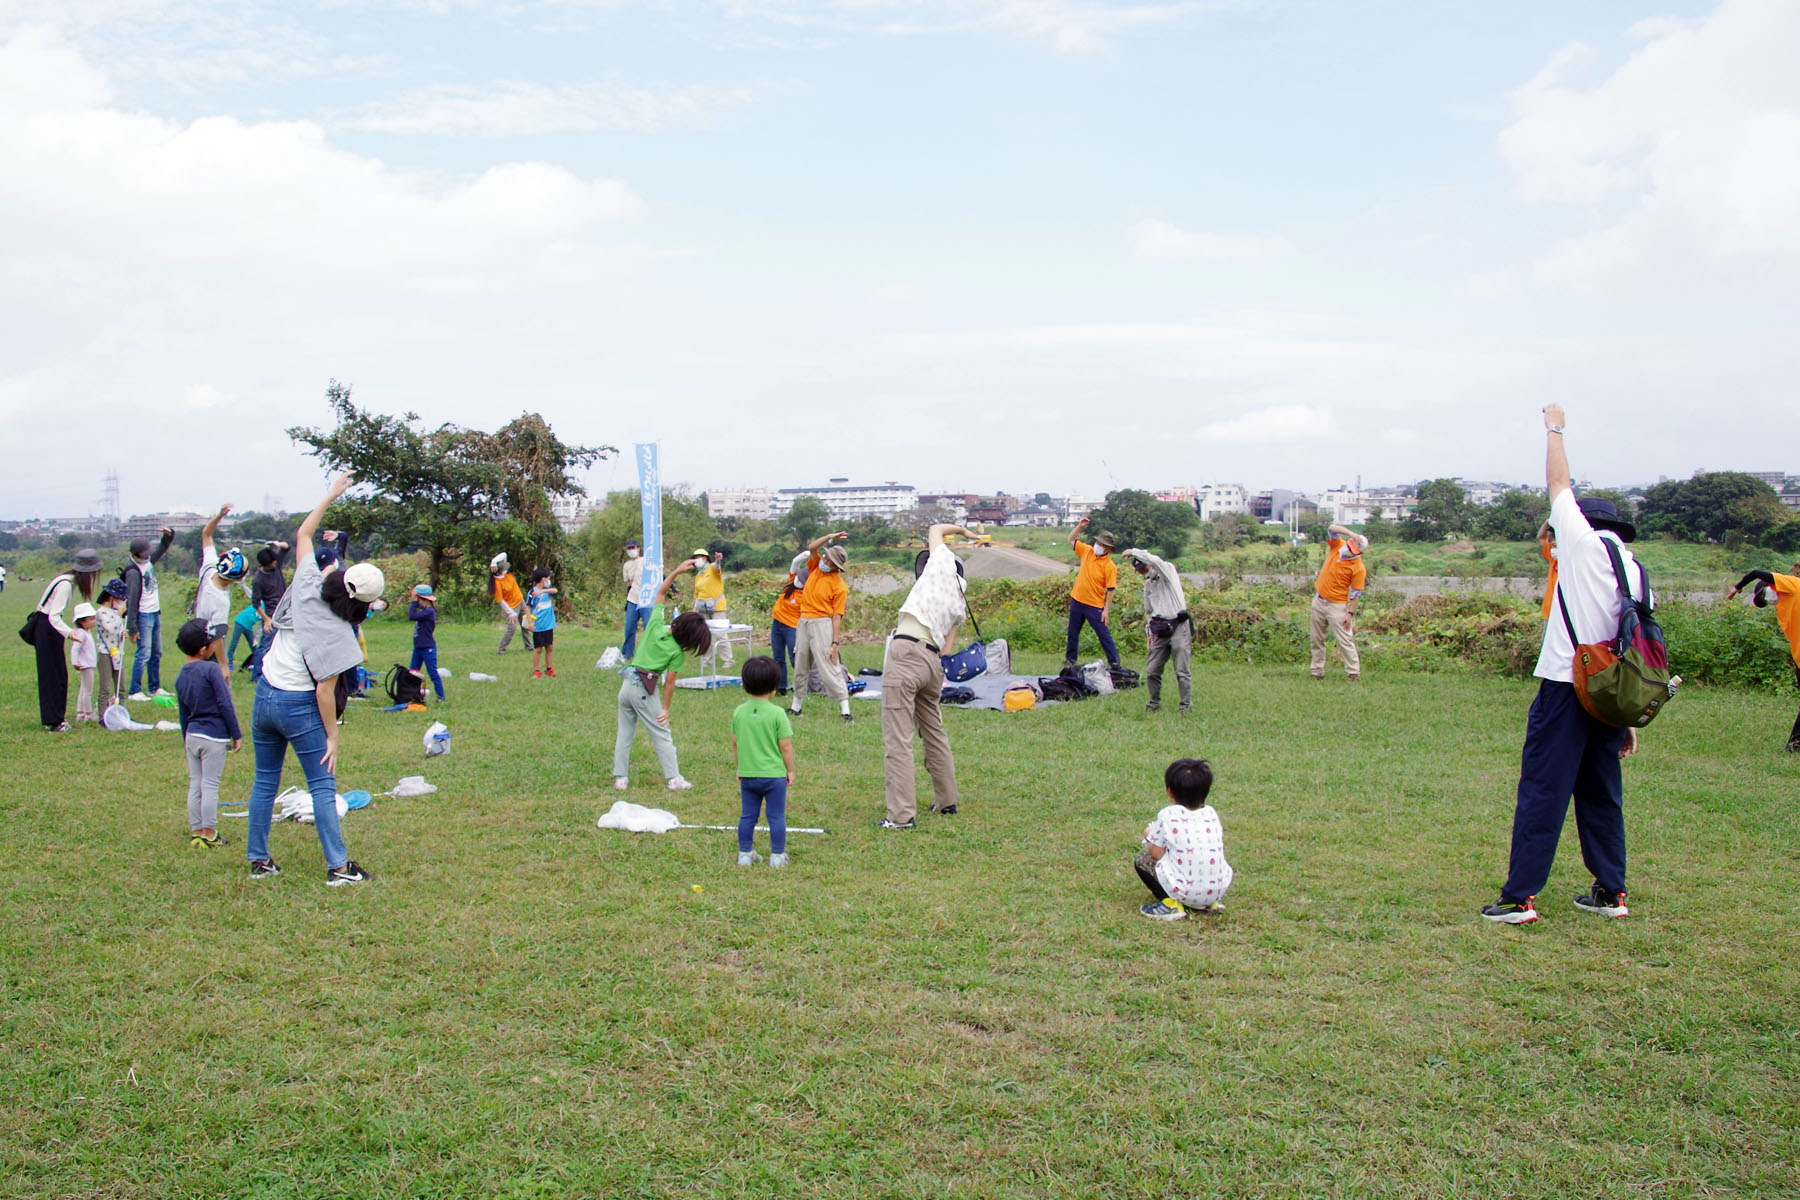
{"left": 879, "top": 523, "right": 976, "bottom": 829}
{"left": 1124, "top": 547, "right": 1191, "bottom": 713}
{"left": 1483, "top": 405, "right": 1644, "bottom": 925}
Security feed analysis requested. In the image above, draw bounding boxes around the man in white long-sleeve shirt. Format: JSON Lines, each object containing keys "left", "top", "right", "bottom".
{"left": 1125, "top": 548, "right": 1192, "bottom": 714}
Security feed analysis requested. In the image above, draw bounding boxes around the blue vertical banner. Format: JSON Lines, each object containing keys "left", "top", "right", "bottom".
{"left": 635, "top": 442, "right": 662, "bottom": 603}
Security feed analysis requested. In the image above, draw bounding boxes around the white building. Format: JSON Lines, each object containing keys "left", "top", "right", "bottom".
{"left": 772, "top": 479, "right": 918, "bottom": 520}
{"left": 1064, "top": 493, "right": 1102, "bottom": 523}
{"left": 1195, "top": 484, "right": 1249, "bottom": 521}
{"left": 1316, "top": 486, "right": 1415, "bottom": 525}
{"left": 550, "top": 492, "right": 602, "bottom": 534}
{"left": 706, "top": 488, "right": 778, "bottom": 521}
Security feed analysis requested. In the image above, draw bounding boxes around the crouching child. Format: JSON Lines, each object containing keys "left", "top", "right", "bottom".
{"left": 1134, "top": 757, "right": 1232, "bottom": 921}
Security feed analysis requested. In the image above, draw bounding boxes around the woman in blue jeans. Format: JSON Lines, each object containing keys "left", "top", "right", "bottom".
{"left": 244, "top": 472, "right": 385, "bottom": 886}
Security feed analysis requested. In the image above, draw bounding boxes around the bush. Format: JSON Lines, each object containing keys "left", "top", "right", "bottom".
{"left": 1363, "top": 593, "right": 1542, "bottom": 676}
{"left": 1657, "top": 600, "right": 1795, "bottom": 692}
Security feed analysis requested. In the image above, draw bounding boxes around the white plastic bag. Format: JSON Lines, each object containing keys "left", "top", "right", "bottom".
{"left": 467, "top": 672, "right": 497, "bottom": 682}
{"left": 154, "top": 719, "right": 181, "bottom": 732}
{"left": 596, "top": 647, "right": 623, "bottom": 670}
{"left": 389, "top": 776, "right": 438, "bottom": 797}
{"left": 595, "top": 800, "right": 681, "bottom": 834}
{"left": 1081, "top": 660, "right": 1116, "bottom": 695}
{"left": 423, "top": 721, "right": 451, "bottom": 757}
{"left": 276, "top": 787, "right": 349, "bottom": 824}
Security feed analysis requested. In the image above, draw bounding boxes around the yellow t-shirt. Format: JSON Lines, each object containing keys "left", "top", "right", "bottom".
{"left": 799, "top": 553, "right": 848, "bottom": 619}
{"left": 694, "top": 563, "right": 726, "bottom": 611}
{"left": 1069, "top": 542, "right": 1117, "bottom": 608}
{"left": 1771, "top": 573, "right": 1800, "bottom": 667}
{"left": 493, "top": 573, "right": 523, "bottom": 608}
{"left": 1314, "top": 538, "right": 1367, "bottom": 605}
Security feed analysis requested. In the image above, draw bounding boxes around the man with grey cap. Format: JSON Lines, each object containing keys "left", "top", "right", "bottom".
{"left": 879, "top": 523, "right": 977, "bottom": 829}
{"left": 1124, "top": 546, "right": 1192, "bottom": 713}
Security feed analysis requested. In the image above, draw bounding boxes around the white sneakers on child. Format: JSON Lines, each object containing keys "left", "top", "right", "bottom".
{"left": 666, "top": 776, "right": 693, "bottom": 791}
{"left": 613, "top": 777, "right": 629, "bottom": 791}
{"left": 737, "top": 851, "right": 763, "bottom": 866}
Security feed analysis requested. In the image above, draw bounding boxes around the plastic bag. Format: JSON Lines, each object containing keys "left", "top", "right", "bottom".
{"left": 596, "top": 647, "right": 623, "bottom": 670}
{"left": 389, "top": 776, "right": 438, "bottom": 797}
{"left": 1081, "top": 661, "right": 1116, "bottom": 695}
{"left": 423, "top": 721, "right": 451, "bottom": 757}
{"left": 595, "top": 800, "right": 681, "bottom": 834}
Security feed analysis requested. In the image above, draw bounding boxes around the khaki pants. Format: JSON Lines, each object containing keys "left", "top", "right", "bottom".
{"left": 497, "top": 603, "right": 529, "bottom": 653}
{"left": 1309, "top": 594, "right": 1360, "bottom": 678}
{"left": 1145, "top": 619, "right": 1192, "bottom": 709}
{"left": 881, "top": 637, "right": 958, "bottom": 822}
{"left": 790, "top": 617, "right": 847, "bottom": 711}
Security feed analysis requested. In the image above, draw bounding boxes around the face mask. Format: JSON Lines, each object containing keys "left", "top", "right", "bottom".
{"left": 626, "top": 549, "right": 639, "bottom": 559}
{"left": 1093, "top": 546, "right": 1107, "bottom": 557}
{"left": 820, "top": 563, "right": 835, "bottom": 573}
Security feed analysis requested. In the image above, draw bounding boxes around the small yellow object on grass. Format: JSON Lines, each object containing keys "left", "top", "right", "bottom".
{"left": 690, "top": 885, "right": 704, "bottom": 893}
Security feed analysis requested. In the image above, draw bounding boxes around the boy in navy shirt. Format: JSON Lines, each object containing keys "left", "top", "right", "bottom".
{"left": 175, "top": 618, "right": 242, "bottom": 848}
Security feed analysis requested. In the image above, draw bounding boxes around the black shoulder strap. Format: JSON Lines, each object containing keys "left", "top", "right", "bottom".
{"left": 1601, "top": 538, "right": 1654, "bottom": 612}
{"left": 1555, "top": 582, "right": 1581, "bottom": 649}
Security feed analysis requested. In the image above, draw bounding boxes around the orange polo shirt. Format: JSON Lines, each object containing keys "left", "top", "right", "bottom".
{"left": 1070, "top": 542, "right": 1117, "bottom": 608}
{"left": 1771, "top": 573, "right": 1800, "bottom": 667}
{"left": 798, "top": 553, "right": 848, "bottom": 619}
{"left": 493, "top": 573, "right": 523, "bottom": 608}
{"left": 772, "top": 572, "right": 802, "bottom": 628}
{"left": 1314, "top": 538, "right": 1367, "bottom": 604}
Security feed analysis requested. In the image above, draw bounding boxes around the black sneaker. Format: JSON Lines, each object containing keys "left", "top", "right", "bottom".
{"left": 841, "top": 713, "right": 854, "bottom": 724}
{"left": 877, "top": 817, "right": 915, "bottom": 830}
{"left": 1139, "top": 898, "right": 1187, "bottom": 921}
{"left": 1572, "top": 885, "right": 1628, "bottom": 918}
{"left": 930, "top": 804, "right": 957, "bottom": 816}
{"left": 1480, "top": 895, "right": 1538, "bottom": 924}
{"left": 325, "top": 861, "right": 372, "bottom": 887}
{"left": 1145, "top": 701, "right": 1160, "bottom": 712}
{"left": 248, "top": 858, "right": 281, "bottom": 879}
{"left": 777, "top": 687, "right": 791, "bottom": 696}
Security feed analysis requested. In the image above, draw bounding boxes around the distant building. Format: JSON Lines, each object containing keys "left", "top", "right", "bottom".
{"left": 706, "top": 488, "right": 778, "bottom": 521}
{"left": 1746, "top": 471, "right": 1788, "bottom": 488}
{"left": 773, "top": 479, "right": 918, "bottom": 520}
{"left": 916, "top": 493, "right": 979, "bottom": 521}
{"left": 1317, "top": 486, "right": 1415, "bottom": 525}
{"left": 119, "top": 511, "right": 232, "bottom": 540}
{"left": 1064, "top": 493, "right": 1102, "bottom": 523}
{"left": 1195, "top": 484, "right": 1249, "bottom": 521}
{"left": 550, "top": 492, "right": 602, "bottom": 533}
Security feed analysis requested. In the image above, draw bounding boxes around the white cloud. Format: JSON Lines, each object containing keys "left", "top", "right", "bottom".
{"left": 344, "top": 79, "right": 771, "bottom": 137}
{"left": 1500, "top": 0, "right": 1800, "bottom": 287}
{"left": 1130, "top": 217, "right": 1291, "bottom": 264}
{"left": 1196, "top": 404, "right": 1333, "bottom": 444}
{"left": 181, "top": 384, "right": 233, "bottom": 409}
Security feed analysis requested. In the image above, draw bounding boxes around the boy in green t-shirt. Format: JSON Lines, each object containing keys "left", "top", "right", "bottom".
{"left": 731, "top": 656, "right": 797, "bottom": 867}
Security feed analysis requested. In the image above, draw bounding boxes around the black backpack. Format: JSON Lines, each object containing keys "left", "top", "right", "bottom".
{"left": 385, "top": 664, "right": 426, "bottom": 707}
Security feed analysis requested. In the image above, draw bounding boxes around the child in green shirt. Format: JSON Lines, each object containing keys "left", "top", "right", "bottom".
{"left": 731, "top": 656, "right": 796, "bottom": 867}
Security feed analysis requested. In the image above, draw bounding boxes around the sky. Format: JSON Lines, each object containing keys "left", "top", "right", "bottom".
{"left": 2, "top": 0, "right": 1797, "bottom": 519}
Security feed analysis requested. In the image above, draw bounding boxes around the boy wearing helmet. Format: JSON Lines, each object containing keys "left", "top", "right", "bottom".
{"left": 196, "top": 503, "right": 251, "bottom": 682}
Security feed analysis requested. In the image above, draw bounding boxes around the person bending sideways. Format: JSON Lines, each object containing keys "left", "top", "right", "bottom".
{"left": 613, "top": 559, "right": 713, "bottom": 792}
{"left": 1726, "top": 564, "right": 1800, "bottom": 750}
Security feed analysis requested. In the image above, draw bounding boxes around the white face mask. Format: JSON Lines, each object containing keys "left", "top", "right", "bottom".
{"left": 626, "top": 548, "right": 639, "bottom": 559}
{"left": 820, "top": 562, "right": 835, "bottom": 573}
{"left": 1093, "top": 546, "right": 1108, "bottom": 556}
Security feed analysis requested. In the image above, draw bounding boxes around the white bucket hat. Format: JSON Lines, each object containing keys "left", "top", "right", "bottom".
{"left": 344, "top": 562, "right": 386, "bottom": 601}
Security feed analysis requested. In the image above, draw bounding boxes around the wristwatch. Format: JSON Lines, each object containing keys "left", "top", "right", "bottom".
{"left": 1546, "top": 424, "right": 1564, "bottom": 435}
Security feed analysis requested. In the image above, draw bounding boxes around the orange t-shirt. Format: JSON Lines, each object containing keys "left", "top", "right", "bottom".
{"left": 1313, "top": 538, "right": 1367, "bottom": 604}
{"left": 1539, "top": 538, "right": 1559, "bottom": 620}
{"left": 1069, "top": 542, "right": 1118, "bottom": 608}
{"left": 772, "top": 573, "right": 802, "bottom": 628}
{"left": 1771, "top": 573, "right": 1800, "bottom": 667}
{"left": 798, "top": 553, "right": 848, "bottom": 619}
{"left": 494, "top": 573, "right": 523, "bottom": 608}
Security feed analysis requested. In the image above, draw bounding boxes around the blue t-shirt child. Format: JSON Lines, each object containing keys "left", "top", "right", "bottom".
{"left": 528, "top": 587, "right": 556, "bottom": 633}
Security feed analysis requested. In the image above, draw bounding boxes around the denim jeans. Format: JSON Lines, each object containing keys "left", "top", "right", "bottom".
{"left": 1064, "top": 600, "right": 1121, "bottom": 669}
{"left": 245, "top": 678, "right": 349, "bottom": 870}
{"left": 130, "top": 610, "right": 163, "bottom": 694}
{"left": 769, "top": 620, "right": 798, "bottom": 689}
{"left": 622, "top": 602, "right": 650, "bottom": 658}
{"left": 410, "top": 645, "right": 444, "bottom": 699}
{"left": 227, "top": 620, "right": 258, "bottom": 667}
{"left": 739, "top": 777, "right": 788, "bottom": 854}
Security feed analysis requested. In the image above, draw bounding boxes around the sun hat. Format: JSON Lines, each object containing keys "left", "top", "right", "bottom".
{"left": 72, "top": 548, "right": 104, "bottom": 572}
{"left": 72, "top": 602, "right": 97, "bottom": 621}
{"left": 414, "top": 583, "right": 434, "bottom": 598}
{"left": 1094, "top": 530, "right": 1116, "bottom": 550}
{"left": 693, "top": 548, "right": 710, "bottom": 559}
{"left": 822, "top": 545, "right": 848, "bottom": 570}
{"left": 101, "top": 578, "right": 128, "bottom": 601}
{"left": 1576, "top": 497, "right": 1636, "bottom": 542}
{"left": 489, "top": 552, "right": 509, "bottom": 573}
{"left": 344, "top": 562, "right": 387, "bottom": 601}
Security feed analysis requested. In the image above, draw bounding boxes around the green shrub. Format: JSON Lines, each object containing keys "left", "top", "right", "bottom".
{"left": 1657, "top": 600, "right": 1794, "bottom": 692}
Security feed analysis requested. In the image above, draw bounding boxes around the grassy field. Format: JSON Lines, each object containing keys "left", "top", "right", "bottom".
{"left": 3, "top": 585, "right": 1798, "bottom": 1198}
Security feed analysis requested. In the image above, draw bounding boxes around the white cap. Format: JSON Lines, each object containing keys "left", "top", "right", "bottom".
{"left": 490, "top": 552, "right": 509, "bottom": 573}
{"left": 344, "top": 562, "right": 386, "bottom": 601}
{"left": 72, "top": 602, "right": 97, "bottom": 621}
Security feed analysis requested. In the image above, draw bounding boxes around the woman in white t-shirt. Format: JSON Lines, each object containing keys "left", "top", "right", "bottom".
{"left": 31, "top": 548, "right": 103, "bottom": 731}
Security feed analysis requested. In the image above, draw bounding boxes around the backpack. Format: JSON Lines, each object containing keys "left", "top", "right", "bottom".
{"left": 1038, "top": 674, "right": 1098, "bottom": 702}
{"left": 939, "top": 610, "right": 989, "bottom": 683}
{"left": 1556, "top": 541, "right": 1675, "bottom": 729}
{"left": 385, "top": 664, "right": 427, "bottom": 707}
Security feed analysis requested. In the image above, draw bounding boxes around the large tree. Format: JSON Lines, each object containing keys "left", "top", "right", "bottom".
{"left": 1637, "top": 472, "right": 1793, "bottom": 544}
{"left": 287, "top": 381, "right": 610, "bottom": 589}
{"left": 1475, "top": 490, "right": 1549, "bottom": 542}
{"left": 1409, "top": 478, "right": 1474, "bottom": 539}
{"left": 778, "top": 496, "right": 832, "bottom": 547}
{"left": 1085, "top": 489, "right": 1200, "bottom": 559}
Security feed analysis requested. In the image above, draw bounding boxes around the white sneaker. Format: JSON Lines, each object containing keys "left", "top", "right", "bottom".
{"left": 128, "top": 692, "right": 151, "bottom": 702}
{"left": 613, "top": 777, "right": 629, "bottom": 791}
{"left": 737, "top": 851, "right": 763, "bottom": 867}
{"left": 768, "top": 852, "right": 788, "bottom": 869}
{"left": 153, "top": 688, "right": 175, "bottom": 698}
{"left": 666, "top": 776, "right": 694, "bottom": 791}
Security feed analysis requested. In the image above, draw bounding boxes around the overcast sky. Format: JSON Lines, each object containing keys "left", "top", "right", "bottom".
{"left": 2, "top": 0, "right": 1796, "bottom": 519}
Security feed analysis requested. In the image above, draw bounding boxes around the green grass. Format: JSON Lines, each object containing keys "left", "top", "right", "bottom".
{"left": 3, "top": 586, "right": 1799, "bottom": 1198}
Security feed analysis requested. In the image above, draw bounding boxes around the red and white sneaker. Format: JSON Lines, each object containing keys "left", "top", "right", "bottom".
{"left": 532, "top": 670, "right": 543, "bottom": 679}
{"left": 1481, "top": 895, "right": 1539, "bottom": 924}
{"left": 1573, "top": 886, "right": 1629, "bottom": 918}
{"left": 545, "top": 668, "right": 557, "bottom": 677}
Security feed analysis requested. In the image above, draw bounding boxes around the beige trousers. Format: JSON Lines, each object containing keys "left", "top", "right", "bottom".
{"left": 880, "top": 636, "right": 957, "bottom": 822}
{"left": 1309, "top": 594, "right": 1360, "bottom": 678}
{"left": 790, "top": 617, "right": 847, "bottom": 710}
